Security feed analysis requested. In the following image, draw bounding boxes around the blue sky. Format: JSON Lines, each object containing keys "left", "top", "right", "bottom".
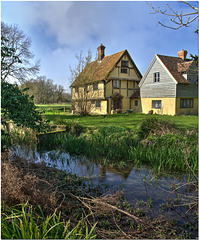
{"left": 1, "top": 1, "right": 198, "bottom": 92}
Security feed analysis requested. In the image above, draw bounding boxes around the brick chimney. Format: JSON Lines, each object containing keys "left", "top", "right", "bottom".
{"left": 97, "top": 44, "right": 105, "bottom": 61}
{"left": 178, "top": 49, "right": 187, "bottom": 60}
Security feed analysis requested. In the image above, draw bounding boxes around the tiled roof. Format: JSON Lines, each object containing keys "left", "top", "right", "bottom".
{"left": 157, "top": 55, "right": 194, "bottom": 84}
{"left": 177, "top": 61, "right": 193, "bottom": 73}
{"left": 70, "top": 50, "right": 126, "bottom": 87}
{"left": 130, "top": 90, "right": 140, "bottom": 98}
{"left": 110, "top": 92, "right": 124, "bottom": 98}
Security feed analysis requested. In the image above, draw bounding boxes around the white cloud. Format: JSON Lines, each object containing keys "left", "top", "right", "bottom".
{"left": 2, "top": 1, "right": 197, "bottom": 89}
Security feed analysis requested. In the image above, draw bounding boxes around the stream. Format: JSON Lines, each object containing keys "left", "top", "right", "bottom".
{"left": 11, "top": 145, "right": 198, "bottom": 238}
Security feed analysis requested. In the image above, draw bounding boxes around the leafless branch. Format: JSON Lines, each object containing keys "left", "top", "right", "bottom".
{"left": 146, "top": 1, "right": 198, "bottom": 30}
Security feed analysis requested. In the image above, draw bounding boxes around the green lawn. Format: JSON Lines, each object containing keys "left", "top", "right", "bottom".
{"left": 43, "top": 111, "right": 198, "bottom": 131}
{"left": 36, "top": 103, "right": 71, "bottom": 110}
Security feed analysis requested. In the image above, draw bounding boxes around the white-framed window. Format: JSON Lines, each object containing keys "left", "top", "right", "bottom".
{"left": 180, "top": 98, "right": 193, "bottom": 108}
{"left": 96, "top": 100, "right": 101, "bottom": 108}
{"left": 152, "top": 100, "right": 161, "bottom": 109}
{"left": 113, "top": 80, "right": 120, "bottom": 88}
{"left": 154, "top": 72, "right": 160, "bottom": 83}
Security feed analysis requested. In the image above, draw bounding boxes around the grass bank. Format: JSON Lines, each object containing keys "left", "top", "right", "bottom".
{"left": 43, "top": 112, "right": 198, "bottom": 132}
{"left": 36, "top": 103, "right": 72, "bottom": 114}
{"left": 38, "top": 117, "right": 198, "bottom": 175}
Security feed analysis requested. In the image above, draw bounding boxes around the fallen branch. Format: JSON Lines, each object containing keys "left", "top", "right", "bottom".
{"left": 70, "top": 193, "right": 143, "bottom": 224}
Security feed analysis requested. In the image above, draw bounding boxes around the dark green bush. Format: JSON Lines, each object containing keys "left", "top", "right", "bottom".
{"left": 137, "top": 117, "right": 178, "bottom": 139}
{"left": 65, "top": 121, "right": 84, "bottom": 136}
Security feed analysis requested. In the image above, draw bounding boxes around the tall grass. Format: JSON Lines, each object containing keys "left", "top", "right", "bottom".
{"left": 1, "top": 202, "right": 97, "bottom": 239}
{"left": 38, "top": 121, "right": 198, "bottom": 174}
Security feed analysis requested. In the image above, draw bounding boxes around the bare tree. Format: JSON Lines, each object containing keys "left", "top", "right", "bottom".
{"left": 146, "top": 1, "right": 198, "bottom": 30}
{"left": 70, "top": 51, "right": 103, "bottom": 115}
{"left": 69, "top": 49, "right": 92, "bottom": 84}
{"left": 21, "top": 76, "right": 68, "bottom": 104}
{"left": 1, "top": 22, "right": 40, "bottom": 83}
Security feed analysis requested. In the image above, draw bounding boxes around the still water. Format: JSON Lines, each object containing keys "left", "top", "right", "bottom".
{"left": 11, "top": 147, "right": 195, "bottom": 207}
{"left": 11, "top": 145, "right": 197, "bottom": 236}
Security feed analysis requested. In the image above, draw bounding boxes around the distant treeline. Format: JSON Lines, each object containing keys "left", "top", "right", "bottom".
{"left": 21, "top": 76, "right": 71, "bottom": 104}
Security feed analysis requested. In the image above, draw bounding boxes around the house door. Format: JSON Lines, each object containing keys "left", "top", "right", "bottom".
{"left": 113, "top": 98, "right": 122, "bottom": 110}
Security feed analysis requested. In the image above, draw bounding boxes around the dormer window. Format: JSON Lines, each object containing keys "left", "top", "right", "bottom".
{"left": 154, "top": 72, "right": 160, "bottom": 83}
{"left": 121, "top": 60, "right": 128, "bottom": 67}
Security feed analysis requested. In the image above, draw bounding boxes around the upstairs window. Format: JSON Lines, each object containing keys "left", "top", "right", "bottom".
{"left": 75, "top": 87, "right": 78, "bottom": 93}
{"left": 121, "top": 68, "right": 128, "bottom": 74}
{"left": 93, "top": 83, "right": 98, "bottom": 91}
{"left": 121, "top": 60, "right": 128, "bottom": 67}
{"left": 154, "top": 72, "right": 160, "bottom": 83}
{"left": 152, "top": 100, "right": 161, "bottom": 109}
{"left": 113, "top": 80, "right": 120, "bottom": 88}
{"left": 180, "top": 98, "right": 193, "bottom": 108}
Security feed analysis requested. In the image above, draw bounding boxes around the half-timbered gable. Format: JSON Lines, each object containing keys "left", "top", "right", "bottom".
{"left": 71, "top": 45, "right": 142, "bottom": 114}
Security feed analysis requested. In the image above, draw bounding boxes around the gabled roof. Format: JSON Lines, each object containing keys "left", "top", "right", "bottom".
{"left": 157, "top": 54, "right": 194, "bottom": 84}
{"left": 110, "top": 92, "right": 123, "bottom": 99}
{"left": 130, "top": 90, "right": 140, "bottom": 98}
{"left": 177, "top": 61, "right": 193, "bottom": 73}
{"left": 70, "top": 49, "right": 142, "bottom": 87}
{"left": 139, "top": 54, "right": 195, "bottom": 87}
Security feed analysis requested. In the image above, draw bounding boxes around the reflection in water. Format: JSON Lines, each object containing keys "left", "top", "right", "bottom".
{"left": 100, "top": 164, "right": 134, "bottom": 180}
{"left": 11, "top": 145, "right": 197, "bottom": 234}
{"left": 11, "top": 146, "right": 194, "bottom": 205}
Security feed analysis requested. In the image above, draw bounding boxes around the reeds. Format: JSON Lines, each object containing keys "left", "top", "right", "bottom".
{"left": 38, "top": 121, "right": 198, "bottom": 174}
{"left": 1, "top": 202, "right": 97, "bottom": 239}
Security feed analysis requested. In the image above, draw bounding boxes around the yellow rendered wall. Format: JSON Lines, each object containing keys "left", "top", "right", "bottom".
{"left": 121, "top": 80, "right": 127, "bottom": 89}
{"left": 106, "top": 81, "right": 112, "bottom": 97}
{"left": 113, "top": 89, "right": 120, "bottom": 94}
{"left": 176, "top": 97, "right": 198, "bottom": 115}
{"left": 128, "top": 81, "right": 134, "bottom": 88}
{"left": 130, "top": 99, "right": 142, "bottom": 113}
{"left": 108, "top": 99, "right": 112, "bottom": 114}
{"left": 122, "top": 98, "right": 130, "bottom": 113}
{"left": 74, "top": 100, "right": 107, "bottom": 115}
{"left": 121, "top": 89, "right": 127, "bottom": 96}
{"left": 91, "top": 100, "right": 107, "bottom": 115}
{"left": 72, "top": 82, "right": 104, "bottom": 100}
{"left": 141, "top": 98, "right": 176, "bottom": 115}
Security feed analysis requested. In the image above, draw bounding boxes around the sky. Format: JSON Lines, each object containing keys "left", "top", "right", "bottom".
{"left": 1, "top": 1, "right": 198, "bottom": 92}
